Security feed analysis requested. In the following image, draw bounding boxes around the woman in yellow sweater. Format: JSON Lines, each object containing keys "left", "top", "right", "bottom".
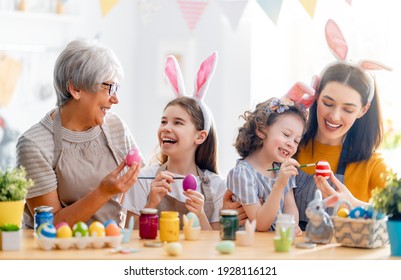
{"left": 292, "top": 20, "right": 390, "bottom": 230}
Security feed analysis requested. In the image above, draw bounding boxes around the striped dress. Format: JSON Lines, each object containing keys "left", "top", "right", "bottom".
{"left": 226, "top": 159, "right": 297, "bottom": 231}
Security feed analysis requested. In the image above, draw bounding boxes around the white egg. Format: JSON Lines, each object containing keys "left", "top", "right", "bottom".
{"left": 164, "top": 242, "right": 183, "bottom": 256}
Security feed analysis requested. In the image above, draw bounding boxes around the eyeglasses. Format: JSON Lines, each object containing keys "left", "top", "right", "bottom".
{"left": 101, "top": 82, "right": 120, "bottom": 96}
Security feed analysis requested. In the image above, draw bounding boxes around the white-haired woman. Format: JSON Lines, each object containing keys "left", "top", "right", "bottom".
{"left": 17, "top": 39, "right": 141, "bottom": 229}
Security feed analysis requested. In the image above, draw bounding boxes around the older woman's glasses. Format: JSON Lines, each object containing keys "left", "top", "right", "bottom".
{"left": 102, "top": 82, "right": 120, "bottom": 96}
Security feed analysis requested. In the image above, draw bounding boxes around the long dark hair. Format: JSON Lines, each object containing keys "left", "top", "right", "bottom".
{"left": 301, "top": 63, "right": 383, "bottom": 162}
{"left": 158, "top": 97, "right": 219, "bottom": 174}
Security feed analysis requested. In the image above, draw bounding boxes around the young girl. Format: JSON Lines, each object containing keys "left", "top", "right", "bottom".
{"left": 123, "top": 52, "right": 226, "bottom": 230}
{"left": 227, "top": 97, "right": 307, "bottom": 233}
{"left": 287, "top": 19, "right": 391, "bottom": 230}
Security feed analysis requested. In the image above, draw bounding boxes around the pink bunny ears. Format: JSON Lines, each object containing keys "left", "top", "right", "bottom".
{"left": 325, "top": 19, "right": 392, "bottom": 102}
{"left": 285, "top": 19, "right": 392, "bottom": 107}
{"left": 164, "top": 52, "right": 218, "bottom": 132}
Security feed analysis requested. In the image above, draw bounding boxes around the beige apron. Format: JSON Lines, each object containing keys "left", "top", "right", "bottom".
{"left": 156, "top": 163, "right": 214, "bottom": 229}
{"left": 53, "top": 108, "right": 125, "bottom": 227}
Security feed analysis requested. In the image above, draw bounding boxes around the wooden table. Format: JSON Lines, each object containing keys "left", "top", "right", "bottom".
{"left": 0, "top": 230, "right": 396, "bottom": 260}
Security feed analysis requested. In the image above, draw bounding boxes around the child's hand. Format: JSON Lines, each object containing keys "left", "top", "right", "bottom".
{"left": 276, "top": 158, "right": 300, "bottom": 188}
{"left": 295, "top": 225, "right": 302, "bottom": 237}
{"left": 146, "top": 171, "right": 174, "bottom": 208}
{"left": 184, "top": 189, "right": 205, "bottom": 217}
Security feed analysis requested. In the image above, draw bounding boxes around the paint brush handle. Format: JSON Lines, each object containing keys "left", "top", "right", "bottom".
{"left": 138, "top": 176, "right": 185, "bottom": 180}
{"left": 267, "top": 163, "right": 316, "bottom": 172}
{"left": 299, "top": 163, "right": 316, "bottom": 168}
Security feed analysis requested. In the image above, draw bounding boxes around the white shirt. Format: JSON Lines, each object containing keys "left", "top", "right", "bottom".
{"left": 122, "top": 164, "right": 227, "bottom": 223}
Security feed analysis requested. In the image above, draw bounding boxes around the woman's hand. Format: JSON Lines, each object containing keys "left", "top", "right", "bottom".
{"left": 314, "top": 171, "right": 361, "bottom": 206}
{"left": 222, "top": 190, "right": 248, "bottom": 226}
{"left": 98, "top": 160, "right": 140, "bottom": 197}
{"left": 146, "top": 171, "right": 175, "bottom": 209}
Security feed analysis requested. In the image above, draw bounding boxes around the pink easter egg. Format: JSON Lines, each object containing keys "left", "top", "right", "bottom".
{"left": 126, "top": 147, "right": 142, "bottom": 166}
{"left": 316, "top": 160, "right": 331, "bottom": 179}
{"left": 183, "top": 174, "right": 197, "bottom": 191}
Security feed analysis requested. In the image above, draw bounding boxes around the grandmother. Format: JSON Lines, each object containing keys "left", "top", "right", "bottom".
{"left": 16, "top": 39, "right": 141, "bottom": 229}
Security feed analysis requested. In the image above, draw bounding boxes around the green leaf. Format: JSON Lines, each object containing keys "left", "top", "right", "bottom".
{"left": 0, "top": 224, "right": 20, "bottom": 231}
{"left": 0, "top": 166, "right": 34, "bottom": 201}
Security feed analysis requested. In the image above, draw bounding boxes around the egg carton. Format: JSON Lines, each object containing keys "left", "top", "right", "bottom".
{"left": 35, "top": 235, "right": 123, "bottom": 250}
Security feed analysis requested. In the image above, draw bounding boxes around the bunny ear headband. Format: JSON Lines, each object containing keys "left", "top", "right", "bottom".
{"left": 285, "top": 19, "right": 392, "bottom": 107}
{"left": 164, "top": 52, "right": 218, "bottom": 132}
{"left": 324, "top": 19, "right": 392, "bottom": 102}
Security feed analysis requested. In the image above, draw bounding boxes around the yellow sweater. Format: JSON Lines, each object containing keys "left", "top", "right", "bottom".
{"left": 297, "top": 140, "right": 387, "bottom": 202}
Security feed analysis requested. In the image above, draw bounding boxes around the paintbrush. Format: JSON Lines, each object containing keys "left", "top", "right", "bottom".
{"left": 138, "top": 176, "right": 185, "bottom": 180}
{"left": 267, "top": 163, "right": 316, "bottom": 171}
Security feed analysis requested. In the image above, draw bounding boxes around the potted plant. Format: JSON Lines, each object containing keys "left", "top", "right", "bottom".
{"left": 0, "top": 166, "right": 34, "bottom": 227}
{"left": 0, "top": 224, "right": 21, "bottom": 251}
{"left": 371, "top": 170, "right": 401, "bottom": 256}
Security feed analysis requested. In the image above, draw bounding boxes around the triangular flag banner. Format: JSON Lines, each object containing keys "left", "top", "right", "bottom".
{"left": 298, "top": 0, "right": 318, "bottom": 18}
{"left": 256, "top": 0, "right": 283, "bottom": 25}
{"left": 345, "top": 0, "right": 352, "bottom": 5}
{"left": 99, "top": 0, "right": 119, "bottom": 17}
{"left": 217, "top": 0, "right": 249, "bottom": 31}
{"left": 138, "top": 0, "right": 162, "bottom": 26}
{"left": 0, "top": 53, "right": 22, "bottom": 107}
{"left": 177, "top": 0, "right": 210, "bottom": 31}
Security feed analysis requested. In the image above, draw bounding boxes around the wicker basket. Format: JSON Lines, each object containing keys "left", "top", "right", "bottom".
{"left": 331, "top": 216, "right": 389, "bottom": 248}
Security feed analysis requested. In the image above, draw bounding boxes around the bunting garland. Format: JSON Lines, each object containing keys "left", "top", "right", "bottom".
{"left": 217, "top": 0, "right": 249, "bottom": 31}
{"left": 98, "top": 0, "right": 119, "bottom": 17}
{"left": 256, "top": 0, "right": 283, "bottom": 25}
{"left": 138, "top": 0, "right": 163, "bottom": 26}
{"left": 177, "top": 0, "right": 210, "bottom": 31}
{"left": 97, "top": 0, "right": 355, "bottom": 29}
{"left": 298, "top": 0, "right": 318, "bottom": 18}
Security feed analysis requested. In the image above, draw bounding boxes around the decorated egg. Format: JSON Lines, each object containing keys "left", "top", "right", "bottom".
{"left": 37, "top": 222, "right": 56, "bottom": 238}
{"left": 337, "top": 208, "right": 349, "bottom": 218}
{"left": 364, "top": 205, "right": 374, "bottom": 219}
{"left": 186, "top": 212, "right": 200, "bottom": 228}
{"left": 183, "top": 174, "right": 197, "bottom": 191}
{"left": 56, "top": 223, "right": 73, "bottom": 238}
{"left": 315, "top": 160, "right": 331, "bottom": 179}
{"left": 164, "top": 242, "right": 183, "bottom": 256}
{"left": 105, "top": 223, "right": 121, "bottom": 236}
{"left": 104, "top": 219, "right": 117, "bottom": 228}
{"left": 72, "top": 221, "right": 89, "bottom": 237}
{"left": 89, "top": 221, "right": 106, "bottom": 237}
{"left": 349, "top": 206, "right": 366, "bottom": 219}
{"left": 55, "top": 222, "right": 69, "bottom": 230}
{"left": 126, "top": 147, "right": 142, "bottom": 167}
{"left": 215, "top": 240, "right": 235, "bottom": 254}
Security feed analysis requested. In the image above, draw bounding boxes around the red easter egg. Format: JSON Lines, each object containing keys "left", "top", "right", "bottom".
{"left": 316, "top": 160, "right": 331, "bottom": 179}
{"left": 126, "top": 147, "right": 142, "bottom": 166}
{"left": 183, "top": 174, "right": 197, "bottom": 191}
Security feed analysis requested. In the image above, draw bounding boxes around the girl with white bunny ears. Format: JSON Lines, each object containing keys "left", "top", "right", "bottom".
{"left": 123, "top": 52, "right": 226, "bottom": 230}
{"left": 288, "top": 19, "right": 391, "bottom": 230}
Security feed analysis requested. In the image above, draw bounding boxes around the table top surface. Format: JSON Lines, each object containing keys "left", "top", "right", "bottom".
{"left": 0, "top": 229, "right": 397, "bottom": 260}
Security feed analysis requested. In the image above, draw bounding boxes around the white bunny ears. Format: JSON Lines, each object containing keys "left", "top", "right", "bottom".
{"left": 164, "top": 52, "right": 218, "bottom": 132}
{"left": 324, "top": 19, "right": 392, "bottom": 102}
